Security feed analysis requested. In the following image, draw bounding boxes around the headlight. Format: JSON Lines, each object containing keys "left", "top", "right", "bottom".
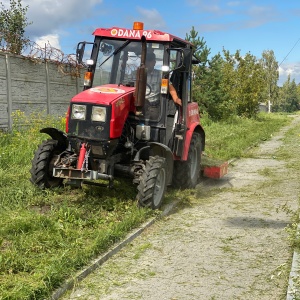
{"left": 71, "top": 104, "right": 86, "bottom": 120}
{"left": 91, "top": 106, "right": 106, "bottom": 122}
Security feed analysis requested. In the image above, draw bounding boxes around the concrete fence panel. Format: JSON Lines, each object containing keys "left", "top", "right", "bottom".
{"left": 0, "top": 52, "right": 84, "bottom": 130}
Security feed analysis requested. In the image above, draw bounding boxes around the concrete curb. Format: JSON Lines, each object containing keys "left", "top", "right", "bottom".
{"left": 286, "top": 224, "right": 300, "bottom": 300}
{"left": 287, "top": 250, "right": 300, "bottom": 300}
{"left": 51, "top": 200, "right": 180, "bottom": 300}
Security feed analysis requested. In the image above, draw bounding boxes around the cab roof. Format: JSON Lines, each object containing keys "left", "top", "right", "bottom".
{"left": 93, "top": 26, "right": 193, "bottom": 47}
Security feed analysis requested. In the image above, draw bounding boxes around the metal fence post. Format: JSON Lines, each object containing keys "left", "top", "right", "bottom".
{"left": 45, "top": 60, "right": 51, "bottom": 114}
{"left": 5, "top": 54, "right": 12, "bottom": 131}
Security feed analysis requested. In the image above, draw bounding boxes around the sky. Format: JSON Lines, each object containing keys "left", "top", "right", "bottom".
{"left": 3, "top": 0, "right": 300, "bottom": 86}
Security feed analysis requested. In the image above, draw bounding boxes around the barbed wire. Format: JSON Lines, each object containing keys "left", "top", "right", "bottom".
{"left": 0, "top": 33, "right": 84, "bottom": 77}
{"left": 25, "top": 40, "right": 83, "bottom": 77}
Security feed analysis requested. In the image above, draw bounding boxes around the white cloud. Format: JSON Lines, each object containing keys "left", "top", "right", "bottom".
{"left": 136, "top": 7, "right": 166, "bottom": 29}
{"left": 22, "top": 0, "right": 103, "bottom": 38}
{"left": 227, "top": 1, "right": 242, "bottom": 7}
{"left": 187, "top": 0, "right": 279, "bottom": 31}
{"left": 243, "top": 5, "right": 279, "bottom": 28}
{"left": 0, "top": 0, "right": 10, "bottom": 7}
{"left": 35, "top": 34, "right": 61, "bottom": 49}
{"left": 187, "top": 0, "right": 234, "bottom": 16}
{"left": 278, "top": 62, "right": 300, "bottom": 86}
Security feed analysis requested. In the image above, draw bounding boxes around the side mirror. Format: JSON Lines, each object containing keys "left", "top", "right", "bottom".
{"left": 76, "top": 42, "right": 86, "bottom": 64}
{"left": 167, "top": 48, "right": 192, "bottom": 73}
{"left": 192, "top": 55, "right": 200, "bottom": 65}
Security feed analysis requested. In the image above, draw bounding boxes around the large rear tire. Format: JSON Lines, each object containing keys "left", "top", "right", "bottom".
{"left": 137, "top": 156, "right": 167, "bottom": 209}
{"left": 30, "top": 139, "right": 63, "bottom": 189}
{"left": 172, "top": 132, "right": 202, "bottom": 189}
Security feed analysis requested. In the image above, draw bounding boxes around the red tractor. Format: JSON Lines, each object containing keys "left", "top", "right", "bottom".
{"left": 30, "top": 22, "right": 205, "bottom": 209}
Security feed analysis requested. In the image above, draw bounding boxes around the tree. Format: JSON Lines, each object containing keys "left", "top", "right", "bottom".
{"left": 197, "top": 53, "right": 235, "bottom": 120}
{"left": 185, "top": 26, "right": 210, "bottom": 74}
{"left": 0, "top": 0, "right": 31, "bottom": 54}
{"left": 185, "top": 27, "right": 210, "bottom": 97}
{"left": 260, "top": 50, "right": 279, "bottom": 112}
{"left": 222, "top": 50, "right": 265, "bottom": 118}
{"left": 185, "top": 27, "right": 275, "bottom": 120}
{"left": 186, "top": 27, "right": 219, "bottom": 118}
{"left": 276, "top": 75, "right": 299, "bottom": 112}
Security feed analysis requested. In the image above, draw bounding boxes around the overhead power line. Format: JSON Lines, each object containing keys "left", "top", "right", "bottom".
{"left": 278, "top": 37, "right": 300, "bottom": 67}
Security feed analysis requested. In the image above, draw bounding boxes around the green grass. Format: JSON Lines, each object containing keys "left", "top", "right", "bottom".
{"left": 202, "top": 112, "right": 290, "bottom": 160}
{"left": 0, "top": 110, "right": 291, "bottom": 299}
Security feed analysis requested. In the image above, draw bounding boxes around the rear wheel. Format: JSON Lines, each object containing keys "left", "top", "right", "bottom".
{"left": 30, "top": 139, "right": 63, "bottom": 189}
{"left": 137, "top": 156, "right": 167, "bottom": 209}
{"left": 172, "top": 132, "right": 202, "bottom": 189}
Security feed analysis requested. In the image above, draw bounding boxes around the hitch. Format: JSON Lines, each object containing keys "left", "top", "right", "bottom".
{"left": 53, "top": 168, "right": 114, "bottom": 188}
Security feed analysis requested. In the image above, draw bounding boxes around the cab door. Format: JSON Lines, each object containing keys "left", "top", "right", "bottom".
{"left": 168, "top": 47, "right": 193, "bottom": 158}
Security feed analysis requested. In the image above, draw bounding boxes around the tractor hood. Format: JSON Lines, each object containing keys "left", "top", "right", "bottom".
{"left": 71, "top": 84, "right": 135, "bottom": 105}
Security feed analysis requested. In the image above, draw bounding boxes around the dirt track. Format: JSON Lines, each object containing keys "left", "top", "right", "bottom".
{"left": 62, "top": 115, "right": 300, "bottom": 300}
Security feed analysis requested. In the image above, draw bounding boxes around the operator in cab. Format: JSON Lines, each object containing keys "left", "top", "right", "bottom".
{"left": 144, "top": 51, "right": 182, "bottom": 119}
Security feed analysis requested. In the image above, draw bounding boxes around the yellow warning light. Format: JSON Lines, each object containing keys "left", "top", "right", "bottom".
{"left": 161, "top": 78, "right": 168, "bottom": 94}
{"left": 161, "top": 78, "right": 168, "bottom": 87}
{"left": 84, "top": 71, "right": 93, "bottom": 86}
{"left": 133, "top": 22, "right": 144, "bottom": 30}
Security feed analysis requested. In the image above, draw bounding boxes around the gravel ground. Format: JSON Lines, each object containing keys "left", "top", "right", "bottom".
{"left": 61, "top": 115, "right": 300, "bottom": 300}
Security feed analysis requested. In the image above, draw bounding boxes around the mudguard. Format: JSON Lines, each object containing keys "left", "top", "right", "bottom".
{"left": 134, "top": 142, "right": 174, "bottom": 185}
{"left": 40, "top": 127, "right": 68, "bottom": 149}
{"left": 182, "top": 124, "right": 205, "bottom": 161}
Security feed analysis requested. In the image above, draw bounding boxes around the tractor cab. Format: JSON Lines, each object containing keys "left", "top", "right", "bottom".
{"left": 74, "top": 22, "right": 200, "bottom": 156}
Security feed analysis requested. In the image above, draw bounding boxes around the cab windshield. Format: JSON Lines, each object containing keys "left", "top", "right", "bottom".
{"left": 92, "top": 39, "right": 165, "bottom": 120}
{"left": 93, "top": 39, "right": 164, "bottom": 87}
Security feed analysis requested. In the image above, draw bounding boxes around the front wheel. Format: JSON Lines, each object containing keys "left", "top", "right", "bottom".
{"left": 172, "top": 132, "right": 202, "bottom": 189}
{"left": 137, "top": 156, "right": 167, "bottom": 209}
{"left": 30, "top": 139, "right": 64, "bottom": 189}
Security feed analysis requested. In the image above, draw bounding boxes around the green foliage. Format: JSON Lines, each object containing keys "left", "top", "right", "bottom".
{"left": 185, "top": 27, "right": 230, "bottom": 120}
{"left": 0, "top": 0, "right": 31, "bottom": 54}
{"left": 202, "top": 112, "right": 290, "bottom": 160}
{"left": 260, "top": 50, "right": 279, "bottom": 108}
{"left": 185, "top": 26, "right": 210, "bottom": 69}
{"left": 196, "top": 53, "right": 234, "bottom": 120}
{"left": 185, "top": 27, "right": 224, "bottom": 119}
{"left": 198, "top": 49, "right": 267, "bottom": 120}
{"left": 274, "top": 75, "right": 300, "bottom": 112}
{"left": 230, "top": 50, "right": 266, "bottom": 118}
{"left": 186, "top": 27, "right": 273, "bottom": 121}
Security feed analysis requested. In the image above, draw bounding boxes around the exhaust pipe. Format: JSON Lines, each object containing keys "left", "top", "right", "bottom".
{"left": 134, "top": 35, "right": 147, "bottom": 113}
